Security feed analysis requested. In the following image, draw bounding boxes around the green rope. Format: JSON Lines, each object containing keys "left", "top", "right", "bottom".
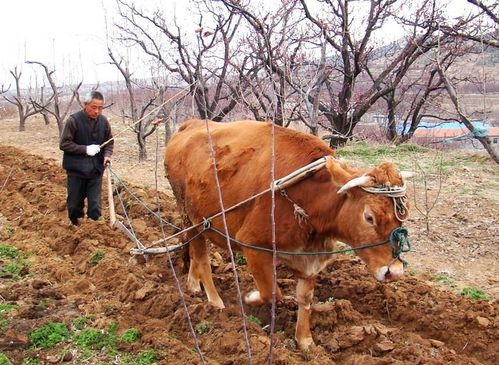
{"left": 388, "top": 227, "right": 410, "bottom": 259}
{"left": 208, "top": 226, "right": 410, "bottom": 258}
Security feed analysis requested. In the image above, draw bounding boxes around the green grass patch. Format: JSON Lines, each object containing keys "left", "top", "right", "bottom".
{"left": 0, "top": 353, "right": 12, "bottom": 365}
{"left": 432, "top": 273, "right": 457, "bottom": 288}
{"left": 461, "top": 287, "right": 491, "bottom": 301}
{"left": 0, "top": 303, "right": 17, "bottom": 334}
{"left": 0, "top": 304, "right": 17, "bottom": 315}
{"left": 88, "top": 250, "right": 105, "bottom": 266}
{"left": 72, "top": 315, "right": 93, "bottom": 330}
{"left": 0, "top": 244, "right": 27, "bottom": 260}
{"left": 29, "top": 322, "right": 70, "bottom": 349}
{"left": 74, "top": 328, "right": 106, "bottom": 349}
{"left": 246, "top": 314, "right": 262, "bottom": 326}
{"left": 195, "top": 321, "right": 210, "bottom": 335}
{"left": 75, "top": 322, "right": 119, "bottom": 352}
{"left": 22, "top": 357, "right": 40, "bottom": 365}
{"left": 123, "top": 349, "right": 157, "bottom": 365}
{"left": 0, "top": 244, "right": 30, "bottom": 280}
{"left": 121, "top": 328, "right": 141, "bottom": 343}
{"left": 335, "top": 141, "right": 429, "bottom": 168}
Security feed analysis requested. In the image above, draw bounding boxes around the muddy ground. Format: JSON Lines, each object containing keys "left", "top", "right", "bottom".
{"left": 0, "top": 117, "right": 498, "bottom": 364}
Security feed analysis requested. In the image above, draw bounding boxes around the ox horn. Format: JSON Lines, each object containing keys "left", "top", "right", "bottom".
{"left": 400, "top": 171, "right": 415, "bottom": 180}
{"left": 337, "top": 175, "right": 373, "bottom": 194}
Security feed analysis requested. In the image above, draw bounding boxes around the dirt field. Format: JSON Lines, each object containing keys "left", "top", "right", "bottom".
{"left": 0, "top": 116, "right": 497, "bottom": 364}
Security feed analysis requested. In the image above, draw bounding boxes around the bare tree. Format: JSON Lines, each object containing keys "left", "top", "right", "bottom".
{"left": 436, "top": 63, "right": 499, "bottom": 163}
{"left": 440, "top": 0, "right": 498, "bottom": 49}
{"left": 115, "top": 0, "right": 243, "bottom": 122}
{"left": 26, "top": 60, "right": 82, "bottom": 136}
{"left": 412, "top": 155, "right": 444, "bottom": 234}
{"left": 2, "top": 67, "right": 43, "bottom": 131}
{"left": 218, "top": 0, "right": 451, "bottom": 146}
{"left": 221, "top": 0, "right": 307, "bottom": 127}
{"left": 108, "top": 47, "right": 158, "bottom": 160}
{"left": 371, "top": 48, "right": 460, "bottom": 143}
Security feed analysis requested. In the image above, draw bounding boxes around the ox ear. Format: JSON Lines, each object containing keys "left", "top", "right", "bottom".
{"left": 326, "top": 157, "right": 373, "bottom": 194}
{"left": 400, "top": 171, "right": 415, "bottom": 180}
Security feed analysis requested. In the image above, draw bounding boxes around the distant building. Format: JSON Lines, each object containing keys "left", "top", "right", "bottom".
{"left": 411, "top": 121, "right": 499, "bottom": 150}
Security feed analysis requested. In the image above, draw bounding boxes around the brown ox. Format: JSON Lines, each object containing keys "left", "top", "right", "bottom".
{"left": 165, "top": 119, "right": 411, "bottom": 350}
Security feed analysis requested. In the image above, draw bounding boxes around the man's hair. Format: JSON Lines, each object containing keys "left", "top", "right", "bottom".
{"left": 84, "top": 91, "right": 105, "bottom": 104}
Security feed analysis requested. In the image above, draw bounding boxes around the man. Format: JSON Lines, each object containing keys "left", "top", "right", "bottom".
{"left": 59, "top": 91, "right": 114, "bottom": 225}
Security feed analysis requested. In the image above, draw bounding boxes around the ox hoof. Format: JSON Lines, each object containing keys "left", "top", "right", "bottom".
{"left": 244, "top": 290, "right": 265, "bottom": 306}
{"left": 296, "top": 336, "right": 315, "bottom": 351}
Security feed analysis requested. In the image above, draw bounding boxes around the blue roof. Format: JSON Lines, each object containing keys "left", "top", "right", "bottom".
{"left": 398, "top": 120, "right": 489, "bottom": 134}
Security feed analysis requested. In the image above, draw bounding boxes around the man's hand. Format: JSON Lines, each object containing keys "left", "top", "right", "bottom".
{"left": 86, "top": 144, "right": 101, "bottom": 156}
{"left": 103, "top": 156, "right": 111, "bottom": 167}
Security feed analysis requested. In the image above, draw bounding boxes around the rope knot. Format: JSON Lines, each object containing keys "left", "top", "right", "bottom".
{"left": 281, "top": 189, "right": 309, "bottom": 224}
{"left": 293, "top": 203, "right": 309, "bottom": 223}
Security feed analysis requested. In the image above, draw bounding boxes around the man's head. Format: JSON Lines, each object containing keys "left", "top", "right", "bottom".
{"left": 83, "top": 91, "right": 104, "bottom": 120}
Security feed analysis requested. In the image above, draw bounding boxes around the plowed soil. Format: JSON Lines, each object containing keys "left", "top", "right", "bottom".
{"left": 0, "top": 116, "right": 498, "bottom": 364}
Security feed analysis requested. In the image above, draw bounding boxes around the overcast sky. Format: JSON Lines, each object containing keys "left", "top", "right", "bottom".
{"left": 0, "top": 0, "right": 189, "bottom": 87}
{"left": 0, "top": 0, "right": 476, "bottom": 89}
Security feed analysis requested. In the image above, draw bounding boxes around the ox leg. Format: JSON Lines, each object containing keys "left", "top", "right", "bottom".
{"left": 295, "top": 276, "right": 316, "bottom": 350}
{"left": 186, "top": 235, "right": 225, "bottom": 309}
{"left": 244, "top": 251, "right": 283, "bottom": 306}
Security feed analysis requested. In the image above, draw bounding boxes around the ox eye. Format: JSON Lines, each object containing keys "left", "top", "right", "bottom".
{"left": 364, "top": 211, "right": 375, "bottom": 225}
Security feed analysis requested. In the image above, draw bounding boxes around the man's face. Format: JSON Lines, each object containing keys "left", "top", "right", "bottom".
{"left": 84, "top": 99, "right": 104, "bottom": 120}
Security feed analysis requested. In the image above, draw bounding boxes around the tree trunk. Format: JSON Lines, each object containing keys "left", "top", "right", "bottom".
{"left": 324, "top": 113, "right": 355, "bottom": 148}
{"left": 138, "top": 130, "right": 147, "bottom": 161}
{"left": 165, "top": 121, "right": 173, "bottom": 144}
{"left": 42, "top": 112, "right": 50, "bottom": 126}
{"left": 385, "top": 104, "right": 398, "bottom": 142}
{"left": 19, "top": 117, "right": 26, "bottom": 132}
{"left": 438, "top": 67, "right": 499, "bottom": 164}
{"left": 476, "top": 136, "right": 499, "bottom": 164}
{"left": 57, "top": 117, "right": 64, "bottom": 137}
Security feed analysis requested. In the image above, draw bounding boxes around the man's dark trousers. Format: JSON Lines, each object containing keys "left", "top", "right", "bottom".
{"left": 67, "top": 175, "right": 102, "bottom": 224}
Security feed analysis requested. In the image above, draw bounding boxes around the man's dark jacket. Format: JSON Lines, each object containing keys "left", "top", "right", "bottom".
{"left": 60, "top": 110, "right": 113, "bottom": 178}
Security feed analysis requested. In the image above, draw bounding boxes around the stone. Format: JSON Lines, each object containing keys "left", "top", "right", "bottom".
{"left": 429, "top": 339, "right": 445, "bottom": 348}
{"left": 31, "top": 279, "right": 50, "bottom": 289}
{"left": 338, "top": 326, "right": 365, "bottom": 349}
{"left": 374, "top": 340, "right": 395, "bottom": 352}
{"left": 476, "top": 316, "right": 490, "bottom": 327}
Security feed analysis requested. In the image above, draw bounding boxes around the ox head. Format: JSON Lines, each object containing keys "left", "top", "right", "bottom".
{"left": 326, "top": 158, "right": 413, "bottom": 283}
